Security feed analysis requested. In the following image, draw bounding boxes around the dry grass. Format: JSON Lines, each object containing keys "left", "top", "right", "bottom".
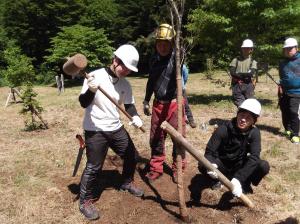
{"left": 0, "top": 70, "right": 299, "bottom": 223}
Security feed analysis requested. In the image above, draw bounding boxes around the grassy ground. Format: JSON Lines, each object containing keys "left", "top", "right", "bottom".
{"left": 0, "top": 70, "right": 299, "bottom": 223}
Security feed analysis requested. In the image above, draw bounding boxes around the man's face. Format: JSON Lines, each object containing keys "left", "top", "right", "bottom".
{"left": 283, "top": 46, "right": 298, "bottom": 58}
{"left": 156, "top": 40, "right": 172, "bottom": 56}
{"left": 241, "top": 47, "right": 253, "bottom": 57}
{"left": 113, "top": 58, "right": 131, "bottom": 78}
{"left": 236, "top": 110, "right": 256, "bottom": 132}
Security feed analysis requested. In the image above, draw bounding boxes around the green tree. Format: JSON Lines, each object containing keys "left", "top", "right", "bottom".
{"left": 43, "top": 24, "right": 114, "bottom": 82}
{"left": 0, "top": 27, "right": 10, "bottom": 86}
{"left": 80, "top": 0, "right": 119, "bottom": 37}
{"left": 20, "top": 82, "right": 48, "bottom": 130}
{"left": 1, "top": 0, "right": 85, "bottom": 67}
{"left": 2, "top": 43, "right": 35, "bottom": 88}
{"left": 186, "top": 0, "right": 300, "bottom": 68}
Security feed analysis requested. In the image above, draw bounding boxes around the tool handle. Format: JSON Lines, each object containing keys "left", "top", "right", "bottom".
{"left": 84, "top": 72, "right": 146, "bottom": 133}
{"left": 76, "top": 134, "right": 85, "bottom": 149}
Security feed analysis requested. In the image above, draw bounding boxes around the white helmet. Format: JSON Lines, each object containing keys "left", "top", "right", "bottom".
{"left": 238, "top": 99, "right": 261, "bottom": 116}
{"left": 283, "top": 38, "right": 298, "bottom": 48}
{"left": 114, "top": 44, "right": 139, "bottom": 72}
{"left": 241, "top": 39, "right": 254, "bottom": 48}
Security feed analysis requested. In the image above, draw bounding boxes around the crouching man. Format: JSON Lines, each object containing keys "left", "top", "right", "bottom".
{"left": 199, "top": 99, "right": 269, "bottom": 197}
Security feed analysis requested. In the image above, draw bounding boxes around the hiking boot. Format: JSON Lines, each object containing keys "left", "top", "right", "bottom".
{"left": 79, "top": 199, "right": 100, "bottom": 220}
{"left": 211, "top": 181, "right": 223, "bottom": 190}
{"left": 145, "top": 171, "right": 162, "bottom": 183}
{"left": 120, "top": 182, "right": 144, "bottom": 197}
{"left": 189, "top": 120, "right": 197, "bottom": 128}
{"left": 291, "top": 136, "right": 300, "bottom": 144}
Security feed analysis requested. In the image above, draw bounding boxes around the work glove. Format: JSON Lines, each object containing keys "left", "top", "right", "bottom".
{"left": 231, "top": 178, "right": 242, "bottom": 197}
{"left": 129, "top": 115, "right": 143, "bottom": 128}
{"left": 87, "top": 74, "right": 98, "bottom": 93}
{"left": 207, "top": 163, "right": 218, "bottom": 179}
{"left": 143, "top": 101, "right": 151, "bottom": 116}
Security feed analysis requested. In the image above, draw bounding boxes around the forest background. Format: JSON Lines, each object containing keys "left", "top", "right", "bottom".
{"left": 0, "top": 0, "right": 300, "bottom": 87}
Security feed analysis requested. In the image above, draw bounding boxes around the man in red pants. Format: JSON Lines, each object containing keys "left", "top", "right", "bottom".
{"left": 143, "top": 23, "right": 186, "bottom": 183}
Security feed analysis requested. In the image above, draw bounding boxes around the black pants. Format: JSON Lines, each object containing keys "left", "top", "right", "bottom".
{"left": 79, "top": 126, "right": 139, "bottom": 202}
{"left": 232, "top": 82, "right": 255, "bottom": 107}
{"left": 279, "top": 94, "right": 300, "bottom": 137}
{"left": 198, "top": 159, "right": 270, "bottom": 186}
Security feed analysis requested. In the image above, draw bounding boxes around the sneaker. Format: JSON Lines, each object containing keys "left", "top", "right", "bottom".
{"left": 189, "top": 120, "right": 197, "bottom": 128}
{"left": 79, "top": 199, "right": 100, "bottom": 220}
{"left": 145, "top": 171, "right": 162, "bottom": 183}
{"left": 120, "top": 182, "right": 144, "bottom": 197}
{"left": 291, "top": 136, "right": 300, "bottom": 144}
{"left": 211, "top": 181, "right": 223, "bottom": 190}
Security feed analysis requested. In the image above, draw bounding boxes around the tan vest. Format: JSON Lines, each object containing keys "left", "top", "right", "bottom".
{"left": 230, "top": 56, "right": 257, "bottom": 73}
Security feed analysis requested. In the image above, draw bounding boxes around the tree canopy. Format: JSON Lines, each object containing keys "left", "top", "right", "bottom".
{"left": 0, "top": 0, "right": 299, "bottom": 85}
{"left": 187, "top": 0, "right": 300, "bottom": 67}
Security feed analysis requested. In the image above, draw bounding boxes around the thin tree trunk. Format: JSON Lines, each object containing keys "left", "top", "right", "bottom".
{"left": 168, "top": 0, "right": 188, "bottom": 221}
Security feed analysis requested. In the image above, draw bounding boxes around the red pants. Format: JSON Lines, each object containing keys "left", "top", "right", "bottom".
{"left": 149, "top": 99, "right": 186, "bottom": 174}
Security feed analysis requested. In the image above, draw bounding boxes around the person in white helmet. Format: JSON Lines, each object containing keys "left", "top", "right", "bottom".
{"left": 78, "top": 44, "right": 144, "bottom": 220}
{"left": 198, "top": 99, "right": 269, "bottom": 197}
{"left": 229, "top": 39, "right": 258, "bottom": 106}
{"left": 278, "top": 37, "right": 300, "bottom": 144}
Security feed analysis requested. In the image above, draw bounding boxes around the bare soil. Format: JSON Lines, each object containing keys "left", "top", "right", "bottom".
{"left": 0, "top": 71, "right": 299, "bottom": 223}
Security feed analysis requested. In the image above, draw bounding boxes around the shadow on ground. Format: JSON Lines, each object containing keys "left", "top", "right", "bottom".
{"left": 187, "top": 174, "right": 243, "bottom": 211}
{"left": 137, "top": 162, "right": 182, "bottom": 220}
{"left": 274, "top": 217, "right": 299, "bottom": 224}
{"left": 67, "top": 170, "right": 122, "bottom": 202}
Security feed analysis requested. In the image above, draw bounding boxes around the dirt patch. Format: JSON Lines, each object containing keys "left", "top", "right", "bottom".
{"left": 0, "top": 73, "right": 299, "bottom": 223}
{"left": 53, "top": 153, "right": 272, "bottom": 224}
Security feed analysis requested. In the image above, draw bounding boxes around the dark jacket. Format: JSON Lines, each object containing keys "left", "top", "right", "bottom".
{"left": 144, "top": 51, "right": 177, "bottom": 102}
{"left": 204, "top": 118, "right": 261, "bottom": 183}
